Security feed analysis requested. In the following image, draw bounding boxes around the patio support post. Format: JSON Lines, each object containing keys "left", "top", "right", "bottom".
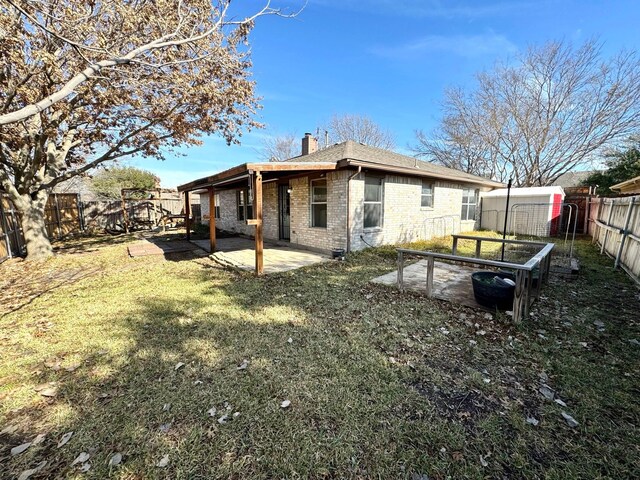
{"left": 185, "top": 191, "right": 191, "bottom": 241}
{"left": 255, "top": 172, "right": 264, "bottom": 275}
{"left": 208, "top": 187, "right": 216, "bottom": 253}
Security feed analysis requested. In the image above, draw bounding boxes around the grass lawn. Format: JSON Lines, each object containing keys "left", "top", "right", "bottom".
{"left": 1, "top": 232, "right": 639, "bottom": 479}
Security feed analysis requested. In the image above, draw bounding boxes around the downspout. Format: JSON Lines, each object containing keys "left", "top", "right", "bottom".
{"left": 346, "top": 166, "right": 362, "bottom": 253}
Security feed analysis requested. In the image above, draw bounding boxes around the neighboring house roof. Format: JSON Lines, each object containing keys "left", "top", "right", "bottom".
{"left": 285, "top": 141, "right": 503, "bottom": 188}
{"left": 179, "top": 141, "right": 503, "bottom": 192}
{"left": 482, "top": 186, "right": 565, "bottom": 198}
{"left": 53, "top": 176, "right": 99, "bottom": 201}
{"left": 611, "top": 175, "right": 640, "bottom": 194}
{"left": 551, "top": 171, "right": 594, "bottom": 187}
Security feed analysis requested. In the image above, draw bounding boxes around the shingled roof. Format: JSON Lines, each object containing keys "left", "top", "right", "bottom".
{"left": 285, "top": 140, "right": 503, "bottom": 188}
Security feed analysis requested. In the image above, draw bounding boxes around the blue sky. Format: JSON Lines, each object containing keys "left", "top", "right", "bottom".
{"left": 130, "top": 0, "right": 640, "bottom": 188}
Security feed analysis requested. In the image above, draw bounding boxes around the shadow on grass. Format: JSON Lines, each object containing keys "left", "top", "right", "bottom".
{"left": 1, "top": 240, "right": 639, "bottom": 479}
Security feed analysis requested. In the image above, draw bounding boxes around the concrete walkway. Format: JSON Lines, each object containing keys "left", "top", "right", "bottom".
{"left": 193, "top": 237, "right": 330, "bottom": 274}
{"left": 372, "top": 260, "right": 487, "bottom": 310}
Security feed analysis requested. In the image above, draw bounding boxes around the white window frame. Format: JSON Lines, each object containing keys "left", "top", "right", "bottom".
{"left": 461, "top": 188, "right": 478, "bottom": 221}
{"left": 214, "top": 193, "right": 220, "bottom": 219}
{"left": 363, "top": 175, "right": 384, "bottom": 229}
{"left": 310, "top": 179, "right": 327, "bottom": 228}
{"left": 237, "top": 189, "right": 252, "bottom": 221}
{"left": 421, "top": 180, "right": 434, "bottom": 208}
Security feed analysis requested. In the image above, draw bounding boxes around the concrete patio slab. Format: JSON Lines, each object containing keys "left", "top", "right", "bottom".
{"left": 193, "top": 237, "right": 330, "bottom": 274}
{"left": 128, "top": 239, "right": 205, "bottom": 257}
{"left": 372, "top": 260, "right": 489, "bottom": 310}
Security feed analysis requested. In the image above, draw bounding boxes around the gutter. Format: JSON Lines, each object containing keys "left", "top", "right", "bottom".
{"left": 337, "top": 158, "right": 503, "bottom": 188}
{"left": 346, "top": 166, "right": 362, "bottom": 253}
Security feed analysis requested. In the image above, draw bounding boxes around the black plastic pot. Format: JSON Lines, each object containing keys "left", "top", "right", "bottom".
{"left": 471, "top": 271, "right": 515, "bottom": 310}
{"left": 497, "top": 267, "right": 540, "bottom": 288}
{"left": 331, "top": 248, "right": 345, "bottom": 259}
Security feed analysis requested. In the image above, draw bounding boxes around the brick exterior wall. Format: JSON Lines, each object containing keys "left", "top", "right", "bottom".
{"left": 288, "top": 170, "right": 349, "bottom": 252}
{"left": 199, "top": 183, "right": 278, "bottom": 238}
{"left": 348, "top": 172, "right": 485, "bottom": 251}
{"left": 199, "top": 170, "right": 488, "bottom": 253}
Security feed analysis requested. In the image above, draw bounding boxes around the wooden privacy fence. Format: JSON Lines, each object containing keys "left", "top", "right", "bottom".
{"left": 1, "top": 194, "right": 187, "bottom": 262}
{"left": 82, "top": 198, "right": 184, "bottom": 231}
{"left": 1, "top": 193, "right": 81, "bottom": 262}
{"left": 0, "top": 195, "right": 24, "bottom": 262}
{"left": 45, "top": 193, "right": 82, "bottom": 239}
{"left": 589, "top": 195, "right": 640, "bottom": 284}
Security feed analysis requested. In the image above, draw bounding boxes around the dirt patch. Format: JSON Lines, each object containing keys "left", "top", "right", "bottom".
{"left": 412, "top": 382, "right": 500, "bottom": 424}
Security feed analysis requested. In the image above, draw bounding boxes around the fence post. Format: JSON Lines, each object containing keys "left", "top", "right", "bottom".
{"left": 425, "top": 255, "right": 434, "bottom": 297}
{"left": 592, "top": 198, "right": 603, "bottom": 244}
{"left": 452, "top": 236, "right": 458, "bottom": 255}
{"left": 397, "top": 250, "right": 404, "bottom": 292}
{"left": 475, "top": 239, "right": 482, "bottom": 258}
{"left": 512, "top": 269, "right": 527, "bottom": 324}
{"left": 77, "top": 194, "right": 85, "bottom": 231}
{"left": 54, "top": 193, "right": 62, "bottom": 239}
{"left": 524, "top": 269, "right": 533, "bottom": 319}
{"left": 0, "top": 197, "right": 10, "bottom": 260}
{"left": 615, "top": 197, "right": 635, "bottom": 269}
{"left": 601, "top": 200, "right": 614, "bottom": 254}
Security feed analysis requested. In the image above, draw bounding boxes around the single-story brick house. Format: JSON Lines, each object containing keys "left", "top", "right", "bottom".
{"left": 178, "top": 134, "right": 503, "bottom": 273}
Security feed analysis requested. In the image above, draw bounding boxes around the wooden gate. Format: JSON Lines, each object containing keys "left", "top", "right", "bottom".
{"left": 1, "top": 193, "right": 82, "bottom": 262}
{"left": 45, "top": 193, "right": 82, "bottom": 239}
{"left": 0, "top": 195, "right": 25, "bottom": 262}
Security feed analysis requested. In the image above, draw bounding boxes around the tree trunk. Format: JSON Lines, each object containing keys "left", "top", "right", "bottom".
{"left": 15, "top": 192, "right": 53, "bottom": 260}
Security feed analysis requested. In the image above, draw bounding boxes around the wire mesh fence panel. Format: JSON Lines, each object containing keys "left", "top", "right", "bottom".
{"left": 509, "top": 202, "right": 577, "bottom": 269}
{"left": 480, "top": 201, "right": 579, "bottom": 269}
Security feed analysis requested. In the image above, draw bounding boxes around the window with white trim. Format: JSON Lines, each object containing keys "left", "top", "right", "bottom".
{"left": 310, "top": 179, "right": 327, "bottom": 228}
{"left": 421, "top": 180, "right": 434, "bottom": 208}
{"left": 364, "top": 175, "right": 384, "bottom": 229}
{"left": 214, "top": 193, "right": 220, "bottom": 219}
{"left": 237, "top": 190, "right": 253, "bottom": 221}
{"left": 461, "top": 188, "right": 478, "bottom": 221}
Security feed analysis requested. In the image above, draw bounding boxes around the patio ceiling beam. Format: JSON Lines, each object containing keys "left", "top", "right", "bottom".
{"left": 177, "top": 162, "right": 337, "bottom": 193}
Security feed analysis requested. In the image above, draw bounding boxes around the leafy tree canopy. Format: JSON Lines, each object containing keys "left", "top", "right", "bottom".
{"left": 583, "top": 140, "right": 640, "bottom": 195}
{"left": 90, "top": 166, "right": 160, "bottom": 199}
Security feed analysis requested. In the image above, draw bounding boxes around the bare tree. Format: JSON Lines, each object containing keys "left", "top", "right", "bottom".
{"left": 414, "top": 40, "right": 640, "bottom": 186}
{"left": 259, "top": 133, "right": 298, "bottom": 161}
{"left": 326, "top": 114, "right": 395, "bottom": 149}
{"left": 0, "top": 0, "right": 298, "bottom": 259}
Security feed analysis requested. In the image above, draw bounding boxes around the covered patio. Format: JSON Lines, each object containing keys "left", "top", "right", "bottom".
{"left": 192, "top": 237, "right": 329, "bottom": 274}
{"left": 178, "top": 162, "right": 337, "bottom": 275}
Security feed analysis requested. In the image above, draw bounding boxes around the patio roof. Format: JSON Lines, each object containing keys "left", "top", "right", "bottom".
{"left": 177, "top": 162, "right": 337, "bottom": 193}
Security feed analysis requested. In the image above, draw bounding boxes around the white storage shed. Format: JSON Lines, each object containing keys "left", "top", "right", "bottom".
{"left": 480, "top": 186, "right": 565, "bottom": 236}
